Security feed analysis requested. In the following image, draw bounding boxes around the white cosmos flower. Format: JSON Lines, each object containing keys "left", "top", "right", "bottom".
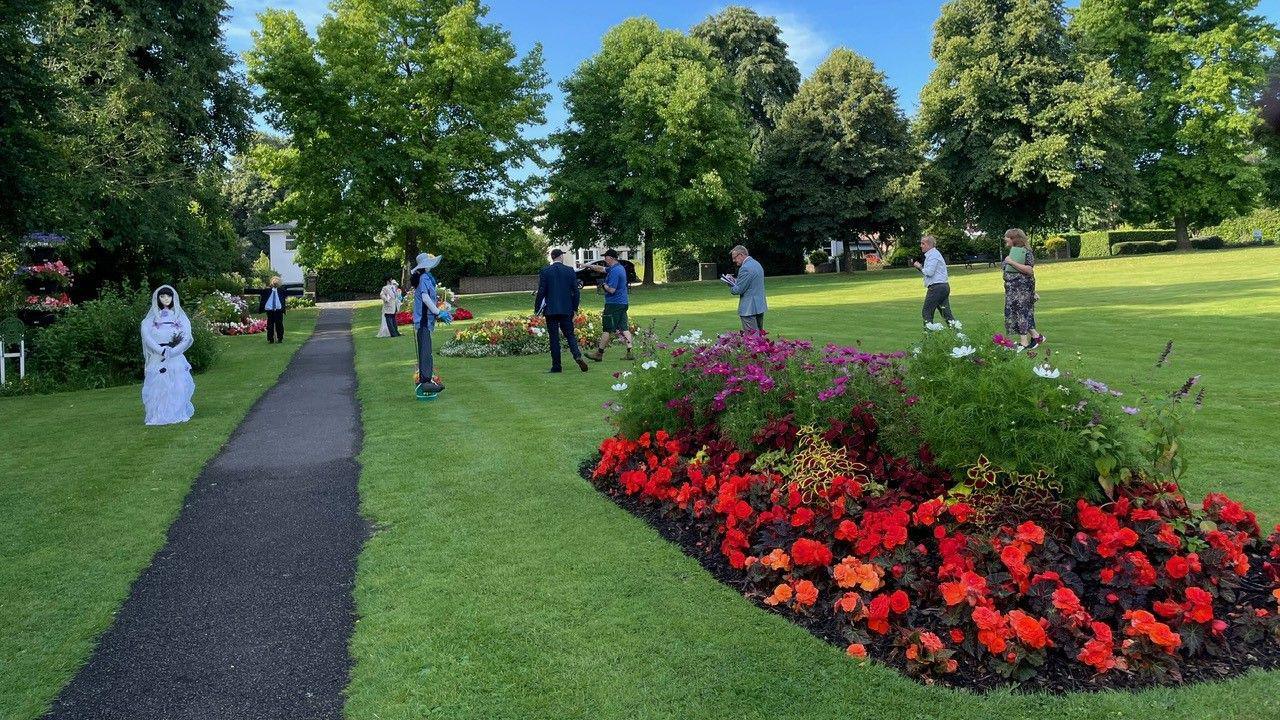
{"left": 620, "top": 371, "right": 632, "bottom": 378}
{"left": 611, "top": 382, "right": 628, "bottom": 392}
{"left": 1033, "top": 365, "right": 1061, "bottom": 379}
{"left": 956, "top": 332, "right": 968, "bottom": 341}
{"left": 950, "top": 345, "right": 976, "bottom": 358}
{"left": 924, "top": 322, "right": 944, "bottom": 332}
{"left": 948, "top": 319, "right": 963, "bottom": 329}
{"left": 641, "top": 360, "right": 658, "bottom": 370}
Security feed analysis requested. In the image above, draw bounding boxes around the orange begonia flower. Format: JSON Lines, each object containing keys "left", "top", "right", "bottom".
{"left": 764, "top": 583, "right": 793, "bottom": 606}
{"left": 833, "top": 556, "right": 883, "bottom": 591}
{"left": 761, "top": 548, "right": 792, "bottom": 572}
{"left": 846, "top": 643, "right": 868, "bottom": 658}
{"left": 794, "top": 580, "right": 819, "bottom": 608}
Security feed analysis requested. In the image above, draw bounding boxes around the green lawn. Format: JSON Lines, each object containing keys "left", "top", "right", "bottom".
{"left": 0, "top": 310, "right": 317, "bottom": 720}
{"left": 347, "top": 249, "right": 1280, "bottom": 720}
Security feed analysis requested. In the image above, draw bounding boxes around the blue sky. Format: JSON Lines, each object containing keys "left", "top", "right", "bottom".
{"left": 225, "top": 0, "right": 1280, "bottom": 135}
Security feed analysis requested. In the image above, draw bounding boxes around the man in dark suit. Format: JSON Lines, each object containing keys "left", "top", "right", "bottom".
{"left": 244, "top": 276, "right": 303, "bottom": 344}
{"left": 535, "top": 249, "right": 589, "bottom": 373}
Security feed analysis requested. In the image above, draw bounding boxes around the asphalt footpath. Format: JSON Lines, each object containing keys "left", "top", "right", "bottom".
{"left": 47, "top": 308, "right": 367, "bottom": 720}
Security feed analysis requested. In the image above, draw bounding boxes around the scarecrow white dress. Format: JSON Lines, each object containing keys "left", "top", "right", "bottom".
{"left": 140, "top": 285, "right": 196, "bottom": 425}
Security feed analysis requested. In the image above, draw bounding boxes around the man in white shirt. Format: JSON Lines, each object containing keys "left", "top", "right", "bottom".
{"left": 246, "top": 276, "right": 302, "bottom": 344}
{"left": 911, "top": 235, "right": 957, "bottom": 327}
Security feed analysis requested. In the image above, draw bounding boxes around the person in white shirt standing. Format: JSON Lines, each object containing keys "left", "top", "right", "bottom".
{"left": 246, "top": 276, "right": 302, "bottom": 344}
{"left": 911, "top": 235, "right": 957, "bottom": 327}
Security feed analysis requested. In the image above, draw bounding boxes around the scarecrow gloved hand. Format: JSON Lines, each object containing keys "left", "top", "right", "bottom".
{"left": 438, "top": 310, "right": 453, "bottom": 324}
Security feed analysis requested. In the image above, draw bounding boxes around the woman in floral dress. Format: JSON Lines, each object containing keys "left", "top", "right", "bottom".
{"left": 1002, "top": 229, "right": 1045, "bottom": 349}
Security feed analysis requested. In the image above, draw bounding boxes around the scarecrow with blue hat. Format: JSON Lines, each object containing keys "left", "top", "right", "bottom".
{"left": 409, "top": 252, "right": 451, "bottom": 399}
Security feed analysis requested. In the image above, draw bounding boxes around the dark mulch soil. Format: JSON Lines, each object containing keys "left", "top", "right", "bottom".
{"left": 581, "top": 456, "right": 1280, "bottom": 695}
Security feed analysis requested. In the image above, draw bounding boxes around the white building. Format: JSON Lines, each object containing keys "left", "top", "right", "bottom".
{"left": 571, "top": 244, "right": 640, "bottom": 268}
{"left": 262, "top": 221, "right": 307, "bottom": 286}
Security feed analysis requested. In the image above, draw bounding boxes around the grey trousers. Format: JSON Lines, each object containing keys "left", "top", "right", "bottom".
{"left": 416, "top": 322, "right": 433, "bottom": 384}
{"left": 922, "top": 283, "right": 955, "bottom": 325}
{"left": 740, "top": 313, "right": 765, "bottom": 332}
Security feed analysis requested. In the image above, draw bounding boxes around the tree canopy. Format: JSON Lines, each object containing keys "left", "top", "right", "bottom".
{"left": 1073, "top": 0, "right": 1278, "bottom": 246}
{"left": 247, "top": 0, "right": 549, "bottom": 269}
{"left": 545, "top": 18, "right": 759, "bottom": 284}
{"left": 917, "top": 0, "right": 1138, "bottom": 237}
{"left": 756, "top": 48, "right": 918, "bottom": 271}
{"left": 691, "top": 6, "right": 801, "bottom": 152}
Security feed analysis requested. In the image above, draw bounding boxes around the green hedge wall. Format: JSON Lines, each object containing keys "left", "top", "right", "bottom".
{"left": 1107, "top": 229, "right": 1176, "bottom": 246}
{"left": 1080, "top": 231, "right": 1110, "bottom": 258}
{"left": 1202, "top": 207, "right": 1280, "bottom": 246}
{"left": 1112, "top": 240, "right": 1178, "bottom": 256}
{"left": 1190, "top": 235, "right": 1224, "bottom": 250}
{"left": 316, "top": 258, "right": 401, "bottom": 300}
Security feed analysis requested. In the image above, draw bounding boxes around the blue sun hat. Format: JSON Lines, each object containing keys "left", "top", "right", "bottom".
{"left": 412, "top": 252, "right": 442, "bottom": 272}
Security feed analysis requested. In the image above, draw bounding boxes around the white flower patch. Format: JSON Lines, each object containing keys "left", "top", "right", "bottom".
{"left": 948, "top": 319, "right": 963, "bottom": 329}
{"left": 950, "top": 345, "right": 976, "bottom": 358}
{"left": 641, "top": 360, "right": 658, "bottom": 370}
{"left": 611, "top": 383, "right": 628, "bottom": 392}
{"left": 924, "top": 322, "right": 945, "bottom": 332}
{"left": 674, "top": 329, "right": 705, "bottom": 344}
{"left": 1033, "top": 365, "right": 1061, "bottom": 379}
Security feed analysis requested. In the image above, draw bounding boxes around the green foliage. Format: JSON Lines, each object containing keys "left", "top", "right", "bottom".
{"left": 901, "top": 323, "right": 1145, "bottom": 499}
{"left": 1112, "top": 240, "right": 1179, "bottom": 255}
{"left": 178, "top": 273, "right": 248, "bottom": 300}
{"left": 1073, "top": 0, "right": 1277, "bottom": 245}
{"left": 196, "top": 291, "right": 247, "bottom": 324}
{"left": 224, "top": 132, "right": 290, "bottom": 264}
{"left": 917, "top": 0, "right": 1138, "bottom": 236}
{"left": 317, "top": 258, "right": 401, "bottom": 301}
{"left": 250, "top": 253, "right": 276, "bottom": 285}
{"left": 1190, "top": 236, "right": 1225, "bottom": 250}
{"left": 26, "top": 0, "right": 251, "bottom": 294}
{"left": 247, "top": 0, "right": 550, "bottom": 270}
{"left": 1058, "top": 233, "right": 1082, "bottom": 258}
{"left": 1043, "top": 236, "right": 1069, "bottom": 256}
{"left": 286, "top": 295, "right": 315, "bottom": 310}
{"left": 807, "top": 249, "right": 829, "bottom": 266}
{"left": 691, "top": 6, "right": 800, "bottom": 153}
{"left": 0, "top": 0, "right": 60, "bottom": 244}
{"left": 25, "top": 288, "right": 220, "bottom": 392}
{"left": 1201, "top": 206, "right": 1280, "bottom": 245}
{"left": 755, "top": 49, "right": 919, "bottom": 274}
{"left": 1107, "top": 229, "right": 1176, "bottom": 245}
{"left": 545, "top": 18, "right": 759, "bottom": 284}
{"left": 885, "top": 243, "right": 921, "bottom": 268}
{"left": 1079, "top": 230, "right": 1111, "bottom": 258}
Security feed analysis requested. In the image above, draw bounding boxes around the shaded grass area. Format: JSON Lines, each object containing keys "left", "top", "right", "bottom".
{"left": 0, "top": 311, "right": 317, "bottom": 720}
{"left": 347, "top": 249, "right": 1279, "bottom": 719}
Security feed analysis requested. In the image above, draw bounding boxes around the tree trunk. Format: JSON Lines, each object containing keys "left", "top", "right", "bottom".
{"left": 1174, "top": 215, "right": 1190, "bottom": 250}
{"left": 841, "top": 239, "right": 853, "bottom": 273}
{"left": 402, "top": 228, "right": 420, "bottom": 286}
{"left": 642, "top": 228, "right": 656, "bottom": 285}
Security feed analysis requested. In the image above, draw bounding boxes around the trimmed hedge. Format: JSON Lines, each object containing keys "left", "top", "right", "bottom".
{"left": 316, "top": 257, "right": 401, "bottom": 300}
{"left": 1058, "top": 233, "right": 1081, "bottom": 258}
{"left": 1112, "top": 240, "right": 1178, "bottom": 255}
{"left": 1080, "top": 231, "right": 1110, "bottom": 258}
{"left": 1202, "top": 207, "right": 1280, "bottom": 246}
{"left": 1107, "top": 229, "right": 1175, "bottom": 246}
{"left": 1190, "top": 235, "right": 1224, "bottom": 250}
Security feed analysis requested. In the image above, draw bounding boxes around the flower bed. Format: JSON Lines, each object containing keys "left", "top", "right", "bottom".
{"left": 588, "top": 327, "right": 1280, "bottom": 691}
{"left": 440, "top": 312, "right": 633, "bottom": 357}
{"left": 210, "top": 318, "right": 267, "bottom": 336}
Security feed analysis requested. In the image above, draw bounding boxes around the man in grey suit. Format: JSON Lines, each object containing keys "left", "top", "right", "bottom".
{"left": 726, "top": 245, "right": 767, "bottom": 332}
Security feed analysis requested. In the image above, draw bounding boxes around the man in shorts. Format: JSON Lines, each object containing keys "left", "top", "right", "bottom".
{"left": 586, "top": 249, "right": 634, "bottom": 361}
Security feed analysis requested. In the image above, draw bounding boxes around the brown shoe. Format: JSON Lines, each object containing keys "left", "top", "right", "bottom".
{"left": 586, "top": 349, "right": 604, "bottom": 362}
{"left": 575, "top": 356, "right": 589, "bottom": 372}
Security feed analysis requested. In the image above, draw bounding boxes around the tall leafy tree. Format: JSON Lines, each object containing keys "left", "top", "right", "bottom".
{"left": 224, "top": 132, "right": 290, "bottom": 262}
{"left": 756, "top": 49, "right": 918, "bottom": 272}
{"left": 691, "top": 6, "right": 800, "bottom": 152}
{"left": 546, "top": 18, "right": 759, "bottom": 284}
{"left": 917, "top": 0, "right": 1137, "bottom": 236}
{"left": 1074, "top": 0, "right": 1278, "bottom": 246}
{"left": 246, "top": 0, "right": 549, "bottom": 270}
{"left": 37, "top": 0, "right": 251, "bottom": 292}
{"left": 0, "top": 0, "right": 61, "bottom": 247}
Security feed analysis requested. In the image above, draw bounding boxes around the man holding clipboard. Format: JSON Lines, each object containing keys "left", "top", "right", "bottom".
{"left": 725, "top": 245, "right": 767, "bottom": 332}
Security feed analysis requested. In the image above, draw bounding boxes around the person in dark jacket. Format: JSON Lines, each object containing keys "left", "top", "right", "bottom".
{"left": 535, "top": 249, "right": 589, "bottom": 373}
{"left": 244, "top": 276, "right": 303, "bottom": 343}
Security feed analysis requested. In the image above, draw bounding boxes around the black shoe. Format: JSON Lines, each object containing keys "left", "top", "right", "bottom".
{"left": 575, "top": 356, "right": 589, "bottom": 372}
{"left": 549, "top": 367, "right": 563, "bottom": 373}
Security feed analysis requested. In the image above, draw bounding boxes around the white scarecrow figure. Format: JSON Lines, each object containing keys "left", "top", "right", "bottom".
{"left": 140, "top": 284, "right": 196, "bottom": 425}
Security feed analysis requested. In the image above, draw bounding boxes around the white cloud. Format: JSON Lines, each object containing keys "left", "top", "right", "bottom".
{"left": 769, "top": 10, "right": 833, "bottom": 77}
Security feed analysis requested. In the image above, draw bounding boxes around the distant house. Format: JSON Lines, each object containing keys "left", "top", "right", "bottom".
{"left": 571, "top": 244, "right": 640, "bottom": 267}
{"left": 828, "top": 238, "right": 880, "bottom": 259}
{"left": 262, "top": 221, "right": 307, "bottom": 286}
